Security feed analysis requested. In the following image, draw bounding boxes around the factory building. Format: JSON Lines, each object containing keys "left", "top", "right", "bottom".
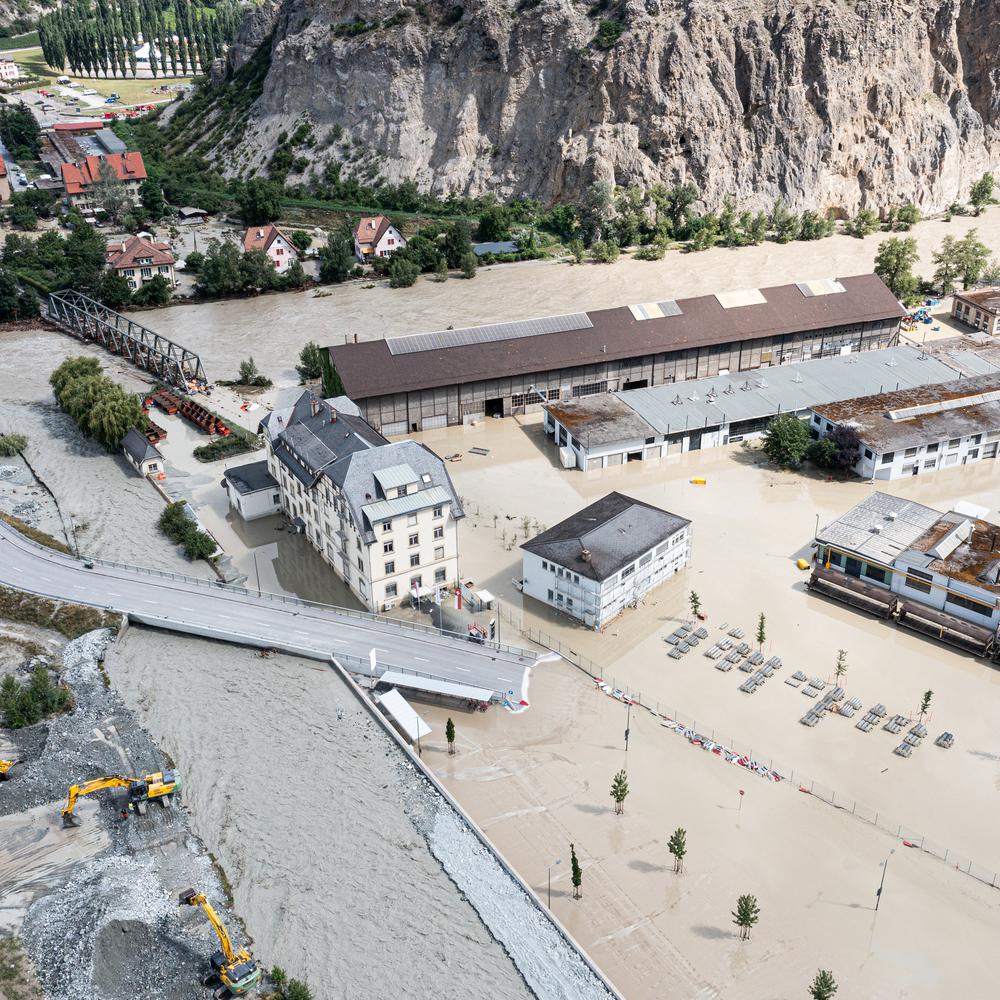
{"left": 328, "top": 275, "right": 905, "bottom": 435}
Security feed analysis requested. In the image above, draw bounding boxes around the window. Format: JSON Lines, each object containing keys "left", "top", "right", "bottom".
{"left": 926, "top": 442, "right": 938, "bottom": 454}
{"left": 972, "top": 434, "right": 982, "bottom": 445}
{"left": 276, "top": 247, "right": 283, "bottom": 255}
{"left": 383, "top": 541, "right": 394, "bottom": 554}
{"left": 272, "top": 493, "right": 280, "bottom": 504}
{"left": 433, "top": 526, "right": 444, "bottom": 540}
{"left": 409, "top": 533, "right": 419, "bottom": 546}
{"left": 434, "top": 568, "right": 447, "bottom": 583}
{"left": 945, "top": 592, "right": 994, "bottom": 618}
{"left": 398, "top": 484, "right": 408, "bottom": 496}
{"left": 434, "top": 546, "right": 444, "bottom": 560}
{"left": 433, "top": 506, "right": 443, "bottom": 519}
{"left": 140, "top": 267, "right": 151, "bottom": 278}
{"left": 905, "top": 569, "right": 933, "bottom": 594}
{"left": 408, "top": 513, "right": 418, "bottom": 526}
{"left": 812, "top": 413, "right": 821, "bottom": 424}
{"left": 881, "top": 452, "right": 895, "bottom": 464}
{"left": 385, "top": 583, "right": 398, "bottom": 598}
{"left": 541, "top": 560, "right": 548, "bottom": 570}
{"left": 622, "top": 565, "right": 635, "bottom": 579}
{"left": 904, "top": 447, "right": 917, "bottom": 458}
{"left": 384, "top": 560, "right": 395, "bottom": 574}
{"left": 410, "top": 575, "right": 422, "bottom": 589}
{"left": 863, "top": 564, "right": 888, "bottom": 584}
{"left": 410, "top": 553, "right": 420, "bottom": 567}
{"left": 547, "top": 589, "right": 554, "bottom": 601}
{"left": 949, "top": 438, "right": 961, "bottom": 448}
{"left": 382, "top": 521, "right": 392, "bottom": 532}
{"left": 357, "top": 557, "right": 363, "bottom": 571}
{"left": 864, "top": 448, "right": 873, "bottom": 459}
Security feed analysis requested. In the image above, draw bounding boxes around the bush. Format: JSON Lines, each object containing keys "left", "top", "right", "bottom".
{"left": 157, "top": 502, "right": 217, "bottom": 560}
{"left": 0, "top": 665, "right": 73, "bottom": 728}
{"left": 460, "top": 252, "right": 478, "bottom": 278}
{"left": 238, "top": 357, "right": 273, "bottom": 389}
{"left": 634, "top": 240, "right": 666, "bottom": 261}
{"left": 594, "top": 18, "right": 624, "bottom": 49}
{"left": 389, "top": 257, "right": 420, "bottom": 288}
{"left": 590, "top": 240, "right": 620, "bottom": 263}
{"left": 0, "top": 432, "right": 27, "bottom": 456}
{"left": 192, "top": 435, "right": 259, "bottom": 463}
{"left": 762, "top": 413, "right": 812, "bottom": 468}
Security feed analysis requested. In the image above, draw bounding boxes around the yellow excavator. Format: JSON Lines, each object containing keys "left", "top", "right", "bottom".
{"left": 0, "top": 759, "right": 20, "bottom": 780}
{"left": 179, "top": 888, "right": 261, "bottom": 998}
{"left": 61, "top": 770, "right": 180, "bottom": 827}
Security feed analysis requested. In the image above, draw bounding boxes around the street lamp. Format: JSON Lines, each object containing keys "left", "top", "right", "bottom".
{"left": 875, "top": 848, "right": 895, "bottom": 912}
{"left": 547, "top": 858, "right": 561, "bottom": 909}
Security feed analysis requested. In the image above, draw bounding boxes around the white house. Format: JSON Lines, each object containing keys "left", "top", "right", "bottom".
{"left": 520, "top": 492, "right": 691, "bottom": 629}
{"left": 242, "top": 224, "right": 298, "bottom": 273}
{"left": 223, "top": 461, "right": 281, "bottom": 521}
{"left": 121, "top": 427, "right": 163, "bottom": 477}
{"left": 353, "top": 214, "right": 406, "bottom": 262}
{"left": 809, "top": 372, "right": 1000, "bottom": 480}
{"left": 0, "top": 56, "right": 20, "bottom": 82}
{"left": 257, "top": 391, "right": 463, "bottom": 613}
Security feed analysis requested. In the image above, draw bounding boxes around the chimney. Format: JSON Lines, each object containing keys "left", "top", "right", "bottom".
{"left": 310, "top": 395, "right": 321, "bottom": 417}
{"left": 580, "top": 548, "right": 592, "bottom": 562}
{"left": 330, "top": 406, "right": 337, "bottom": 423}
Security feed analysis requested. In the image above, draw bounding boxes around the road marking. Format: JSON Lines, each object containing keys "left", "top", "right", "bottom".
{"left": 454, "top": 666, "right": 470, "bottom": 673}
{"left": 38, "top": 576, "right": 51, "bottom": 582}
{"left": 413, "top": 656, "right": 430, "bottom": 663}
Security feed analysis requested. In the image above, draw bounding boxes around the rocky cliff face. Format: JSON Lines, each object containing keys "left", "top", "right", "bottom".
{"left": 215, "top": 0, "right": 1000, "bottom": 213}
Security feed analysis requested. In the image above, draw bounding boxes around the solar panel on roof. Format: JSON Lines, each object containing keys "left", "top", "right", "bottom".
{"left": 796, "top": 279, "right": 847, "bottom": 297}
{"left": 387, "top": 312, "right": 593, "bottom": 355}
{"left": 628, "top": 300, "right": 682, "bottom": 321}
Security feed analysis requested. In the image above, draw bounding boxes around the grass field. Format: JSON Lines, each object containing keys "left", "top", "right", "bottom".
{"left": 0, "top": 30, "right": 40, "bottom": 48}
{"left": 0, "top": 46, "right": 193, "bottom": 106}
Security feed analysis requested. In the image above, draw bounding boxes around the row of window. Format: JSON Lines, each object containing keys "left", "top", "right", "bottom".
{"left": 380, "top": 506, "right": 443, "bottom": 532}
{"left": 383, "top": 546, "right": 446, "bottom": 575}
{"left": 382, "top": 526, "right": 444, "bottom": 554}
{"left": 384, "top": 567, "right": 447, "bottom": 598}
{"left": 881, "top": 436, "right": 986, "bottom": 464}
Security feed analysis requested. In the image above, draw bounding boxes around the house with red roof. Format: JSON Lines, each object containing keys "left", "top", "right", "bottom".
{"left": 106, "top": 234, "right": 176, "bottom": 290}
{"left": 353, "top": 214, "right": 406, "bottom": 263}
{"left": 242, "top": 223, "right": 298, "bottom": 273}
{"left": 60, "top": 151, "right": 147, "bottom": 215}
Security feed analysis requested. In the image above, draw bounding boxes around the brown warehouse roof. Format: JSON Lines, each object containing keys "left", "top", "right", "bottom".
{"left": 328, "top": 274, "right": 905, "bottom": 399}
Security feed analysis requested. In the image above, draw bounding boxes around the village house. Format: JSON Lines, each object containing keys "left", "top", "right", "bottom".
{"left": 222, "top": 461, "right": 282, "bottom": 521}
{"left": 106, "top": 234, "right": 176, "bottom": 290}
{"left": 521, "top": 492, "right": 691, "bottom": 629}
{"left": 256, "top": 392, "right": 463, "bottom": 613}
{"left": 353, "top": 215, "right": 406, "bottom": 262}
{"left": 121, "top": 427, "right": 163, "bottom": 477}
{"left": 59, "top": 151, "right": 147, "bottom": 214}
{"left": 242, "top": 224, "right": 298, "bottom": 272}
{"left": 951, "top": 288, "right": 1000, "bottom": 335}
{"left": 0, "top": 55, "right": 19, "bottom": 82}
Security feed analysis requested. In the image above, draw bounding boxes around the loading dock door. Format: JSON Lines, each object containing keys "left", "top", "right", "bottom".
{"left": 485, "top": 398, "right": 504, "bottom": 418}
{"left": 623, "top": 379, "right": 648, "bottom": 391}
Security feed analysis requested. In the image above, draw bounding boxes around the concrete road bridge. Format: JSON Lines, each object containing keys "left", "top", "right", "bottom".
{"left": 0, "top": 522, "right": 535, "bottom": 700}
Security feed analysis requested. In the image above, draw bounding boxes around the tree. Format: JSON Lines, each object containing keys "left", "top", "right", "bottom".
{"left": 688, "top": 213, "right": 719, "bottom": 251}
{"left": 955, "top": 229, "right": 991, "bottom": 288}
{"left": 477, "top": 204, "right": 510, "bottom": 242}
{"left": 434, "top": 257, "right": 449, "bottom": 282}
{"left": 932, "top": 236, "right": 962, "bottom": 295}
{"left": 798, "top": 210, "right": 834, "bottom": 240}
{"left": 285, "top": 980, "right": 314, "bottom": 1000}
{"left": 320, "top": 351, "right": 344, "bottom": 399}
{"left": 0, "top": 267, "right": 40, "bottom": 321}
{"left": 981, "top": 258, "right": 1000, "bottom": 287}
{"left": 100, "top": 269, "right": 133, "bottom": 310}
{"left": 809, "top": 424, "right": 860, "bottom": 470}
{"left": 809, "top": 970, "right": 838, "bottom": 1000}
{"left": 445, "top": 717, "right": 456, "bottom": 755}
{"left": 290, "top": 230, "right": 312, "bottom": 255}
{"left": 771, "top": 198, "right": 799, "bottom": 243}
{"left": 580, "top": 180, "right": 614, "bottom": 244}
{"left": 845, "top": 208, "right": 880, "bottom": 238}
{"left": 238, "top": 357, "right": 272, "bottom": 388}
{"left": 893, "top": 203, "right": 921, "bottom": 231}
{"left": 237, "top": 178, "right": 283, "bottom": 226}
{"left": 834, "top": 649, "right": 847, "bottom": 685}
{"left": 689, "top": 591, "right": 702, "bottom": 618}
{"left": 282, "top": 259, "right": 308, "bottom": 290}
{"left": 50, "top": 356, "right": 102, "bottom": 397}
{"left": 296, "top": 341, "right": 324, "bottom": 381}
{"left": 196, "top": 240, "right": 243, "bottom": 297}
{"left": 919, "top": 689, "right": 933, "bottom": 721}
{"left": 132, "top": 274, "right": 172, "bottom": 307}
{"left": 240, "top": 249, "right": 280, "bottom": 292}
{"left": 0, "top": 102, "right": 41, "bottom": 160}
{"left": 755, "top": 612, "right": 766, "bottom": 650}
{"left": 91, "top": 158, "right": 131, "bottom": 224}
{"left": 969, "top": 172, "right": 995, "bottom": 215}
{"left": 184, "top": 251, "right": 206, "bottom": 275}
{"left": 318, "top": 230, "right": 355, "bottom": 284}
{"left": 460, "top": 251, "right": 478, "bottom": 278}
{"left": 732, "top": 893, "right": 760, "bottom": 941}
{"left": 570, "top": 842, "right": 582, "bottom": 899}
{"left": 874, "top": 237, "right": 919, "bottom": 301}
{"left": 667, "top": 827, "right": 687, "bottom": 874}
{"left": 762, "top": 413, "right": 812, "bottom": 468}
{"left": 590, "top": 239, "right": 620, "bottom": 263}
{"left": 567, "top": 239, "right": 586, "bottom": 263}
{"left": 139, "top": 178, "right": 165, "bottom": 220}
{"left": 443, "top": 220, "right": 474, "bottom": 267}
{"left": 389, "top": 256, "right": 420, "bottom": 288}
{"left": 610, "top": 769, "right": 629, "bottom": 815}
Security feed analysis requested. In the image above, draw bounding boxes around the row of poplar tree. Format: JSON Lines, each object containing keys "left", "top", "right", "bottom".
{"left": 37, "top": 0, "right": 242, "bottom": 79}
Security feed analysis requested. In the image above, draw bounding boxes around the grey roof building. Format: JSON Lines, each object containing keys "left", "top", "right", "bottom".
{"left": 121, "top": 427, "right": 162, "bottom": 475}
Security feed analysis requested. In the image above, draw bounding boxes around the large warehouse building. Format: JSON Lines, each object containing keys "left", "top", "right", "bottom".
{"left": 328, "top": 274, "right": 906, "bottom": 435}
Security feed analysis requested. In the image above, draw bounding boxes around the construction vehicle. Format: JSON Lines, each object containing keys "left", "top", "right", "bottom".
{"left": 61, "top": 770, "right": 179, "bottom": 827}
{"left": 179, "top": 888, "right": 261, "bottom": 997}
{"left": 0, "top": 759, "right": 20, "bottom": 780}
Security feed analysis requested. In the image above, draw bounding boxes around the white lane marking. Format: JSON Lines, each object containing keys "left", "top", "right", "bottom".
{"left": 38, "top": 576, "right": 51, "bottom": 582}
{"left": 413, "top": 656, "right": 430, "bottom": 663}
{"left": 9, "top": 566, "right": 21, "bottom": 573}
{"left": 454, "top": 667, "right": 471, "bottom": 673}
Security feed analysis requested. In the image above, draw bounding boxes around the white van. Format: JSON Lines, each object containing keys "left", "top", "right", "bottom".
{"left": 57, "top": 75, "right": 71, "bottom": 84}
{"left": 67, "top": 81, "right": 80, "bottom": 88}
{"left": 82, "top": 88, "right": 97, "bottom": 96}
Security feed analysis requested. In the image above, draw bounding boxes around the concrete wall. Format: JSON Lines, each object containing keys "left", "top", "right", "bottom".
{"left": 226, "top": 484, "right": 281, "bottom": 521}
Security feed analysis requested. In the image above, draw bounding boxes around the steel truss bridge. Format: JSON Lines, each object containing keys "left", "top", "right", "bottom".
{"left": 46, "top": 290, "right": 207, "bottom": 387}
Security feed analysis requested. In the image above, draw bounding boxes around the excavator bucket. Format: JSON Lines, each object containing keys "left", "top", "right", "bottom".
{"left": 62, "top": 812, "right": 82, "bottom": 829}
{"left": 178, "top": 888, "right": 200, "bottom": 906}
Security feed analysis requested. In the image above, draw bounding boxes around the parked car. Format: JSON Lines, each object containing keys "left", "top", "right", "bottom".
{"left": 82, "top": 88, "right": 97, "bottom": 96}
{"left": 105, "top": 97, "right": 117, "bottom": 104}
{"left": 66, "top": 81, "right": 80, "bottom": 88}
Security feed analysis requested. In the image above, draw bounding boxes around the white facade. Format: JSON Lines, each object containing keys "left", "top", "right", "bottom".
{"left": 354, "top": 217, "right": 407, "bottom": 262}
{"left": 265, "top": 232, "right": 297, "bottom": 272}
{"left": 225, "top": 483, "right": 281, "bottom": 521}
{"left": 0, "top": 57, "right": 20, "bottom": 82}
{"left": 522, "top": 526, "right": 691, "bottom": 629}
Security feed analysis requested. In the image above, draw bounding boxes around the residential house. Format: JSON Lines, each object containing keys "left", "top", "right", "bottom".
{"left": 353, "top": 215, "right": 406, "bottom": 262}
{"left": 257, "top": 391, "right": 463, "bottom": 613}
{"left": 951, "top": 288, "right": 1000, "bottom": 335}
{"left": 0, "top": 160, "right": 9, "bottom": 204}
{"left": 121, "top": 427, "right": 163, "bottom": 476}
{"left": 60, "top": 151, "right": 147, "bottom": 214}
{"left": 242, "top": 224, "right": 298, "bottom": 273}
{"left": 106, "top": 234, "right": 176, "bottom": 290}
{"left": 520, "top": 492, "right": 691, "bottom": 629}
{"left": 809, "top": 373, "right": 1000, "bottom": 480}
{"left": 222, "top": 461, "right": 281, "bottom": 521}
{"left": 0, "top": 56, "right": 19, "bottom": 82}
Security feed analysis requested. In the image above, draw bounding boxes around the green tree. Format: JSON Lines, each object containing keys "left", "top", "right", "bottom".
{"left": 0, "top": 433, "right": 27, "bottom": 457}
{"left": 798, "top": 210, "right": 834, "bottom": 240}
{"left": 931, "top": 235, "right": 962, "bottom": 294}
{"left": 318, "top": 230, "right": 355, "bottom": 284}
{"left": 139, "top": 178, "right": 165, "bottom": 220}
{"left": 610, "top": 769, "right": 629, "bottom": 815}
{"left": 290, "top": 230, "right": 312, "bottom": 255}
{"left": 755, "top": 612, "right": 766, "bottom": 650}
{"left": 237, "top": 178, "right": 284, "bottom": 226}
{"left": 667, "top": 827, "right": 687, "bottom": 874}
{"left": 320, "top": 351, "right": 344, "bottom": 399}
{"left": 433, "top": 257, "right": 449, "bottom": 282}
{"left": 389, "top": 256, "right": 420, "bottom": 288}
{"left": 874, "top": 236, "right": 919, "bottom": 301}
{"left": 50, "top": 356, "right": 102, "bottom": 398}
{"left": 834, "top": 650, "right": 847, "bottom": 685}
{"left": 919, "top": 689, "right": 933, "bottom": 721}
{"left": 296, "top": 341, "right": 324, "bottom": 381}
{"left": 238, "top": 357, "right": 272, "bottom": 387}
{"left": 981, "top": 258, "right": 1000, "bottom": 287}
{"left": 809, "top": 424, "right": 860, "bottom": 470}
{"left": 689, "top": 591, "right": 702, "bottom": 618}
{"left": 196, "top": 240, "right": 243, "bottom": 297}
{"left": 282, "top": 259, "right": 308, "bottom": 290}
{"left": 445, "top": 717, "right": 456, "bottom": 755}
{"left": 969, "top": 172, "right": 995, "bottom": 215}
{"left": 570, "top": 842, "right": 582, "bottom": 899}
{"left": 0, "top": 267, "right": 40, "bottom": 321}
{"left": 132, "top": 274, "right": 172, "bottom": 306}
{"left": 460, "top": 251, "right": 478, "bottom": 278}
{"left": 443, "top": 221, "right": 473, "bottom": 267}
{"left": 688, "top": 213, "right": 719, "bottom": 251}
{"left": 845, "top": 208, "right": 880, "bottom": 238}
{"left": 893, "top": 203, "right": 921, "bottom": 230}
{"left": 270, "top": 967, "right": 287, "bottom": 990}
{"left": 91, "top": 158, "right": 131, "bottom": 224}
{"left": 955, "top": 229, "right": 991, "bottom": 288}
{"left": 285, "top": 980, "right": 314, "bottom": 1000}
{"left": 477, "top": 204, "right": 510, "bottom": 242}
{"left": 808, "top": 970, "right": 838, "bottom": 1000}
{"left": 762, "top": 413, "right": 812, "bottom": 468}
{"left": 100, "top": 269, "right": 133, "bottom": 310}
{"left": 240, "top": 249, "right": 280, "bottom": 292}
{"left": 567, "top": 239, "right": 586, "bottom": 263}
{"left": 732, "top": 893, "right": 760, "bottom": 941}
{"left": 771, "top": 199, "right": 799, "bottom": 243}
{"left": 590, "top": 239, "right": 620, "bottom": 263}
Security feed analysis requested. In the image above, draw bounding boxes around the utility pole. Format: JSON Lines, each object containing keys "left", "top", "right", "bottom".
{"left": 624, "top": 700, "right": 632, "bottom": 753}
{"left": 875, "top": 848, "right": 895, "bottom": 912}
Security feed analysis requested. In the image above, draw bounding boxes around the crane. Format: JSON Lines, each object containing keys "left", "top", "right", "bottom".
{"left": 178, "top": 888, "right": 261, "bottom": 998}
{"left": 61, "top": 769, "right": 180, "bottom": 827}
{"left": 0, "top": 759, "right": 20, "bottom": 780}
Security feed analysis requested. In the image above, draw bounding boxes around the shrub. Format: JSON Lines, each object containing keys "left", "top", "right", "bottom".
{"left": 0, "top": 665, "right": 73, "bottom": 728}
{"left": 389, "top": 257, "right": 420, "bottom": 288}
{"left": 594, "top": 18, "right": 624, "bottom": 49}
{"left": 238, "top": 357, "right": 273, "bottom": 389}
{"left": 157, "top": 502, "right": 217, "bottom": 560}
{"left": 590, "top": 239, "right": 620, "bottom": 263}
{"left": 0, "top": 432, "right": 27, "bottom": 456}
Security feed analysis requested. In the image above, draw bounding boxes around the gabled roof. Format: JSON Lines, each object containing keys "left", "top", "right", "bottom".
{"left": 242, "top": 224, "right": 296, "bottom": 255}
{"left": 353, "top": 214, "right": 395, "bottom": 247}
{"left": 107, "top": 234, "right": 175, "bottom": 269}
{"left": 121, "top": 427, "right": 161, "bottom": 464}
{"left": 60, "top": 152, "right": 147, "bottom": 195}
{"left": 521, "top": 492, "right": 689, "bottom": 582}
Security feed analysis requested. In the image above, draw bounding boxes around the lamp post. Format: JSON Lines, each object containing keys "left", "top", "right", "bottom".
{"left": 547, "top": 858, "right": 561, "bottom": 909}
{"left": 875, "top": 848, "right": 895, "bottom": 912}
{"left": 624, "top": 699, "right": 632, "bottom": 753}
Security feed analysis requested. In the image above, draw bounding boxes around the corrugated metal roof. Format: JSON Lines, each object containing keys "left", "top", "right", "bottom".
{"left": 817, "top": 493, "right": 942, "bottom": 565}
{"left": 387, "top": 312, "right": 593, "bottom": 356}
{"left": 362, "top": 485, "right": 452, "bottom": 522}
{"left": 373, "top": 463, "right": 419, "bottom": 490}
{"left": 618, "top": 347, "right": 960, "bottom": 436}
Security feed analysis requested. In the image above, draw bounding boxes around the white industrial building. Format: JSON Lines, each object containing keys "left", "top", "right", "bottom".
{"left": 223, "top": 461, "right": 282, "bottom": 521}
{"left": 257, "top": 391, "right": 463, "bottom": 613}
{"left": 520, "top": 492, "right": 691, "bottom": 629}
{"left": 809, "top": 373, "right": 1000, "bottom": 480}
{"left": 543, "top": 346, "right": 974, "bottom": 470}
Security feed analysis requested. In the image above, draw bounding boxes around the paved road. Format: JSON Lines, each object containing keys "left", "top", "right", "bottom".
{"left": 0, "top": 522, "right": 534, "bottom": 699}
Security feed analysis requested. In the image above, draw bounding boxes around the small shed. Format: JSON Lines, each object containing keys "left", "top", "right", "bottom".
{"left": 121, "top": 427, "right": 163, "bottom": 477}
{"left": 177, "top": 206, "right": 207, "bottom": 224}
{"left": 223, "top": 460, "right": 281, "bottom": 521}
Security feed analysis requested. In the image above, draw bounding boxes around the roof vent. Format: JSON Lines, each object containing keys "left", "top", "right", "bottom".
{"left": 723, "top": 384, "right": 735, "bottom": 395}
{"left": 871, "top": 526, "right": 881, "bottom": 534}
{"left": 580, "top": 548, "right": 592, "bottom": 562}
{"left": 887, "top": 511, "right": 898, "bottom": 521}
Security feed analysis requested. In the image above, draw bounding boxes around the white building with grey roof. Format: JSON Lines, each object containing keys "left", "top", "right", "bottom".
{"left": 258, "top": 391, "right": 463, "bottom": 613}
{"left": 520, "top": 492, "right": 690, "bottom": 629}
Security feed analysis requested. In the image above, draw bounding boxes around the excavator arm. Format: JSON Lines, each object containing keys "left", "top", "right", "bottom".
{"left": 179, "top": 888, "right": 261, "bottom": 996}
{"left": 0, "top": 759, "right": 19, "bottom": 780}
{"left": 61, "top": 776, "right": 135, "bottom": 825}
{"left": 179, "top": 889, "right": 235, "bottom": 963}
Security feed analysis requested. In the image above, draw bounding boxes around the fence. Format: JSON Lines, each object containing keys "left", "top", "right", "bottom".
{"left": 519, "top": 626, "right": 1000, "bottom": 893}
